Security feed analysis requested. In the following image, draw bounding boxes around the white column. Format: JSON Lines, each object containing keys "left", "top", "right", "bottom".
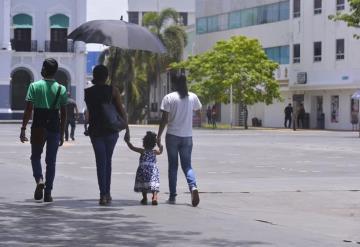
{"left": 2, "top": 0, "right": 11, "bottom": 49}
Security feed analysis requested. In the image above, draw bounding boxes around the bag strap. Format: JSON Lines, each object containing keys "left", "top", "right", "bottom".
{"left": 51, "top": 86, "right": 62, "bottom": 109}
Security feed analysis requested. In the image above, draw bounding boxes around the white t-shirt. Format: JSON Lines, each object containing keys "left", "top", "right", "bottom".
{"left": 160, "top": 91, "right": 202, "bottom": 137}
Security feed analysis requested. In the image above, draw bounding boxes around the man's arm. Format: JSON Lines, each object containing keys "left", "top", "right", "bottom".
{"left": 59, "top": 105, "right": 67, "bottom": 146}
{"left": 157, "top": 110, "right": 168, "bottom": 146}
{"left": 20, "top": 101, "right": 33, "bottom": 143}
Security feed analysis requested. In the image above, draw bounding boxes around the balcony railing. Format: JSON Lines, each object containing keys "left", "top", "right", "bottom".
{"left": 45, "top": 40, "right": 74, "bottom": 53}
{"left": 11, "top": 39, "right": 37, "bottom": 52}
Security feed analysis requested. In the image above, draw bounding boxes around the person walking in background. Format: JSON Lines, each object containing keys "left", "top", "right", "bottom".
{"left": 206, "top": 106, "right": 212, "bottom": 125}
{"left": 211, "top": 105, "right": 217, "bottom": 128}
{"left": 284, "top": 103, "right": 293, "bottom": 128}
{"left": 125, "top": 131, "right": 162, "bottom": 206}
{"left": 19, "top": 58, "right": 67, "bottom": 202}
{"left": 85, "top": 65, "right": 129, "bottom": 205}
{"left": 297, "top": 103, "right": 305, "bottom": 128}
{"left": 157, "top": 73, "right": 202, "bottom": 207}
{"left": 65, "top": 92, "right": 79, "bottom": 141}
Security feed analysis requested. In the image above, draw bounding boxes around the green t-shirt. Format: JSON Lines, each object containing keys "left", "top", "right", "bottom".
{"left": 26, "top": 80, "right": 67, "bottom": 109}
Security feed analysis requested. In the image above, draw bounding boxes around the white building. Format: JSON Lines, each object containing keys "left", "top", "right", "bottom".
{"left": 195, "top": 0, "right": 360, "bottom": 130}
{"left": 127, "top": 0, "right": 195, "bottom": 122}
{"left": 0, "top": 0, "right": 87, "bottom": 119}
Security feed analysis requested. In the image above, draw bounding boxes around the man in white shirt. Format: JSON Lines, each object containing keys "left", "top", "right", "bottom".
{"left": 157, "top": 74, "right": 202, "bottom": 207}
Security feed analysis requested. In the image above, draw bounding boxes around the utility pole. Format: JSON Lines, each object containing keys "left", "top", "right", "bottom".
{"left": 230, "top": 84, "right": 233, "bottom": 128}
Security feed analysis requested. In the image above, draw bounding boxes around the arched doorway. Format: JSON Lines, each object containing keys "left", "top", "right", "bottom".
{"left": 55, "top": 69, "right": 70, "bottom": 90}
{"left": 11, "top": 68, "right": 33, "bottom": 110}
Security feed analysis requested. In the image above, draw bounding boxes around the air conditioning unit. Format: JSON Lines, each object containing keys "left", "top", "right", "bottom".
{"left": 297, "top": 72, "right": 307, "bottom": 84}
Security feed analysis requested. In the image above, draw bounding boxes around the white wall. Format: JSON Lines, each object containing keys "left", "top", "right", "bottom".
{"left": 128, "top": 0, "right": 194, "bottom": 13}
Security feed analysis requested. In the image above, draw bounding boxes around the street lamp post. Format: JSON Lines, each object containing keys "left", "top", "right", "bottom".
{"left": 230, "top": 84, "right": 233, "bottom": 128}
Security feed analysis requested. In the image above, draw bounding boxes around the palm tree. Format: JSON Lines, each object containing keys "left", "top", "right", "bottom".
{"left": 142, "top": 8, "right": 188, "bottom": 121}
{"left": 97, "top": 8, "right": 187, "bottom": 123}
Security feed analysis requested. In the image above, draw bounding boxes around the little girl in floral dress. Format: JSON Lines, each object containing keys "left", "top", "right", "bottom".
{"left": 125, "top": 131, "right": 163, "bottom": 205}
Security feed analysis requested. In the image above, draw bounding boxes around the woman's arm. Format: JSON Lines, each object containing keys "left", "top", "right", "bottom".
{"left": 113, "top": 86, "right": 130, "bottom": 140}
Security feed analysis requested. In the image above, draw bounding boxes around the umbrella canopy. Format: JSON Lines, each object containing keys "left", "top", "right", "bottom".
{"left": 68, "top": 20, "right": 166, "bottom": 54}
{"left": 352, "top": 90, "right": 360, "bottom": 100}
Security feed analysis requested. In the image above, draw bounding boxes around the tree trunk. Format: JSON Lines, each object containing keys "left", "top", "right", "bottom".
{"left": 244, "top": 104, "right": 248, "bottom": 129}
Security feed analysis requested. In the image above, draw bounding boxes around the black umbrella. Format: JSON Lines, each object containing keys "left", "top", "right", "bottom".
{"left": 68, "top": 20, "right": 166, "bottom": 54}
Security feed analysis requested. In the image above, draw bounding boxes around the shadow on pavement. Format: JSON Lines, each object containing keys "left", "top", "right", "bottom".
{"left": 201, "top": 238, "right": 271, "bottom": 247}
{"left": 0, "top": 198, "right": 200, "bottom": 246}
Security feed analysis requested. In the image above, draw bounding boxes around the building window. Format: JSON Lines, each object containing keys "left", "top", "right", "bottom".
{"left": 331, "top": 95, "right": 339, "bottom": 123}
{"left": 229, "top": 11, "right": 241, "bottom": 28}
{"left": 196, "top": 18, "right": 207, "bottom": 34}
{"left": 336, "top": 0, "right": 345, "bottom": 11}
{"left": 128, "top": 12, "right": 139, "bottom": 24}
{"left": 314, "top": 0, "right": 322, "bottom": 14}
{"left": 264, "top": 45, "right": 289, "bottom": 64}
{"left": 293, "top": 0, "right": 301, "bottom": 18}
{"left": 179, "top": 12, "right": 188, "bottom": 26}
{"left": 314, "top": 41, "right": 322, "bottom": 62}
{"left": 217, "top": 14, "right": 228, "bottom": 31}
{"left": 293, "top": 44, "right": 300, "bottom": 63}
{"left": 49, "top": 14, "right": 70, "bottom": 52}
{"left": 336, "top": 39, "right": 345, "bottom": 60}
{"left": 279, "top": 1, "right": 290, "bottom": 20}
{"left": 207, "top": 16, "right": 219, "bottom": 32}
{"left": 198, "top": 1, "right": 290, "bottom": 34}
{"left": 240, "top": 8, "right": 255, "bottom": 27}
{"left": 12, "top": 14, "right": 33, "bottom": 51}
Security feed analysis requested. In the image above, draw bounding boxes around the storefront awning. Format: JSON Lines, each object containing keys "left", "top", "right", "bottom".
{"left": 50, "top": 14, "right": 69, "bottom": 28}
{"left": 13, "top": 14, "right": 33, "bottom": 28}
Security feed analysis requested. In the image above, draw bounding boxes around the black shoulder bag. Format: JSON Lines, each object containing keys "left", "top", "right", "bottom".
{"left": 31, "top": 86, "right": 62, "bottom": 145}
{"left": 101, "top": 87, "right": 127, "bottom": 132}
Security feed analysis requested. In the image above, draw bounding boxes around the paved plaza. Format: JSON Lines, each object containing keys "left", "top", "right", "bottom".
{"left": 0, "top": 124, "right": 359, "bottom": 246}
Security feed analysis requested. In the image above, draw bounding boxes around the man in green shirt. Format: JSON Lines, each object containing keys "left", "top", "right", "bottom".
{"left": 20, "top": 58, "right": 67, "bottom": 202}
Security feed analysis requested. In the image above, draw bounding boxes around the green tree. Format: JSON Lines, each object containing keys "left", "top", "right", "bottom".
{"left": 99, "top": 48, "right": 147, "bottom": 122}
{"left": 171, "top": 36, "right": 282, "bottom": 129}
{"left": 329, "top": 0, "right": 360, "bottom": 38}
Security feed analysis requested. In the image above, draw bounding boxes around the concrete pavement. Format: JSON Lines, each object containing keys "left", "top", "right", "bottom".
{"left": 0, "top": 124, "right": 359, "bottom": 246}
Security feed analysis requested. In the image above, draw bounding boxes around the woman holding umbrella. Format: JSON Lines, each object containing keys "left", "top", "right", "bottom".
{"left": 85, "top": 65, "right": 129, "bottom": 205}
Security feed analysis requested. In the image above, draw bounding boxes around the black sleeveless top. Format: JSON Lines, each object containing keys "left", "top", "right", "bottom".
{"left": 84, "top": 84, "right": 116, "bottom": 137}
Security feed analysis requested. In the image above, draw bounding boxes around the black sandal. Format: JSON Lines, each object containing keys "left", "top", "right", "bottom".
{"left": 152, "top": 200, "right": 158, "bottom": 206}
{"left": 140, "top": 198, "right": 147, "bottom": 205}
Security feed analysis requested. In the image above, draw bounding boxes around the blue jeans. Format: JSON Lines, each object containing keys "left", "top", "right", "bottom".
{"left": 31, "top": 131, "right": 60, "bottom": 193}
{"left": 165, "top": 134, "right": 197, "bottom": 199}
{"left": 90, "top": 132, "right": 119, "bottom": 196}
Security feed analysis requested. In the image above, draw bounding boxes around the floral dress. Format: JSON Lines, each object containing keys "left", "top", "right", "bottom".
{"left": 134, "top": 150, "right": 160, "bottom": 193}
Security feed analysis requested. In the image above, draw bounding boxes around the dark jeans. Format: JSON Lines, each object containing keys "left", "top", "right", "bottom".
{"left": 165, "top": 134, "right": 197, "bottom": 199}
{"left": 284, "top": 116, "right": 292, "bottom": 128}
{"left": 65, "top": 119, "right": 76, "bottom": 140}
{"left": 90, "top": 132, "right": 119, "bottom": 196}
{"left": 31, "top": 130, "right": 60, "bottom": 193}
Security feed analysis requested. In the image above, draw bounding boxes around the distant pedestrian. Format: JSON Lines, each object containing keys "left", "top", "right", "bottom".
{"left": 211, "top": 105, "right": 217, "bottom": 128}
{"left": 20, "top": 58, "right": 67, "bottom": 202}
{"left": 65, "top": 92, "right": 79, "bottom": 141}
{"left": 157, "top": 73, "right": 202, "bottom": 207}
{"left": 297, "top": 104, "right": 305, "bottom": 128}
{"left": 206, "top": 106, "right": 212, "bottom": 125}
{"left": 85, "top": 65, "right": 129, "bottom": 205}
{"left": 125, "top": 131, "right": 163, "bottom": 206}
{"left": 284, "top": 103, "right": 293, "bottom": 128}
{"left": 83, "top": 108, "right": 89, "bottom": 136}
